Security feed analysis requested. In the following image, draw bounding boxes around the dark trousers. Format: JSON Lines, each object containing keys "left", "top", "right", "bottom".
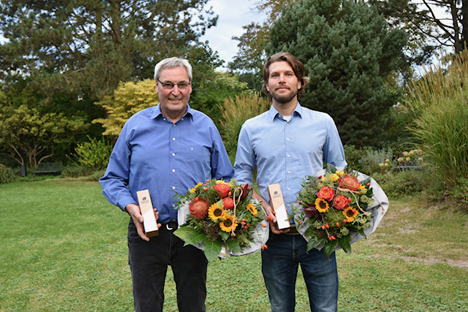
{"left": 127, "top": 220, "right": 208, "bottom": 312}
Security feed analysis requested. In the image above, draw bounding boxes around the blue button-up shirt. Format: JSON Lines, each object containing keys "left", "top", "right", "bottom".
{"left": 234, "top": 103, "right": 346, "bottom": 215}
{"left": 100, "top": 104, "right": 234, "bottom": 224}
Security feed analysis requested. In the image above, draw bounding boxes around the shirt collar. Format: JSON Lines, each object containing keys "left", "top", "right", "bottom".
{"left": 268, "top": 102, "right": 304, "bottom": 121}
{"left": 150, "top": 104, "right": 193, "bottom": 121}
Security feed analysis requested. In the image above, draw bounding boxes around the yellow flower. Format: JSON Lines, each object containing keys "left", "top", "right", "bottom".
{"left": 219, "top": 215, "right": 238, "bottom": 232}
{"left": 315, "top": 198, "right": 329, "bottom": 213}
{"left": 330, "top": 174, "right": 339, "bottom": 182}
{"left": 246, "top": 203, "right": 258, "bottom": 216}
{"left": 208, "top": 203, "right": 225, "bottom": 221}
{"left": 190, "top": 182, "right": 203, "bottom": 193}
{"left": 343, "top": 207, "right": 358, "bottom": 222}
{"left": 336, "top": 170, "right": 344, "bottom": 176}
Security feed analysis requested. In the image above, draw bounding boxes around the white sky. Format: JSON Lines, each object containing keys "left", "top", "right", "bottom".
{"left": 201, "top": 0, "right": 266, "bottom": 68}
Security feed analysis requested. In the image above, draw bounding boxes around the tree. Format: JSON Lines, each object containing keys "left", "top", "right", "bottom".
{"left": 0, "top": 103, "right": 88, "bottom": 169}
{"left": 267, "top": 0, "right": 406, "bottom": 147}
{"left": 0, "top": 0, "right": 218, "bottom": 101}
{"left": 93, "top": 79, "right": 158, "bottom": 138}
{"left": 228, "top": 0, "right": 298, "bottom": 90}
{"left": 369, "top": 0, "right": 468, "bottom": 55}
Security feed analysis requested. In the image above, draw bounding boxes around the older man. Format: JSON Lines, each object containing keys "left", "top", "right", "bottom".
{"left": 100, "top": 57, "right": 233, "bottom": 312}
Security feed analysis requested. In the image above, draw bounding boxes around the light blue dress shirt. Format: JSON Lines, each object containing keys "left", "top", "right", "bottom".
{"left": 234, "top": 103, "right": 347, "bottom": 216}
{"left": 100, "top": 104, "right": 234, "bottom": 224}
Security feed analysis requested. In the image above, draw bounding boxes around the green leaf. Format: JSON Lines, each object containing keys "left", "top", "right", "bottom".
{"left": 226, "top": 240, "right": 242, "bottom": 253}
{"left": 340, "top": 235, "right": 352, "bottom": 254}
{"left": 203, "top": 240, "right": 223, "bottom": 262}
{"left": 326, "top": 163, "right": 337, "bottom": 173}
{"left": 173, "top": 226, "right": 195, "bottom": 240}
{"left": 306, "top": 237, "right": 322, "bottom": 251}
{"left": 324, "top": 240, "right": 339, "bottom": 259}
{"left": 174, "top": 226, "right": 206, "bottom": 245}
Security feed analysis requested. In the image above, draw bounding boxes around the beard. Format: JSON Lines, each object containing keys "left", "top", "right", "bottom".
{"left": 270, "top": 87, "right": 298, "bottom": 104}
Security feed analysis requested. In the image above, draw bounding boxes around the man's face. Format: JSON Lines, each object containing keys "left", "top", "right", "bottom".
{"left": 155, "top": 66, "right": 192, "bottom": 121}
{"left": 265, "top": 61, "right": 301, "bottom": 105}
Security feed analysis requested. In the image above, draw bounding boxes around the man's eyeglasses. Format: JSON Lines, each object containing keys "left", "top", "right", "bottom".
{"left": 157, "top": 79, "right": 191, "bottom": 90}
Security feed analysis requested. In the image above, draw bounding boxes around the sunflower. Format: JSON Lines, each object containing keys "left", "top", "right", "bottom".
{"left": 343, "top": 207, "right": 359, "bottom": 222}
{"left": 189, "top": 182, "right": 203, "bottom": 193}
{"left": 315, "top": 198, "right": 329, "bottom": 213}
{"left": 246, "top": 203, "right": 258, "bottom": 216}
{"left": 219, "top": 215, "right": 238, "bottom": 232}
{"left": 330, "top": 173, "right": 340, "bottom": 182}
{"left": 208, "top": 203, "right": 225, "bottom": 221}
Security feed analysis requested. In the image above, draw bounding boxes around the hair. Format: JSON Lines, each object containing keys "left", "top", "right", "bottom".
{"left": 262, "top": 52, "right": 310, "bottom": 101}
{"left": 154, "top": 57, "right": 192, "bottom": 81}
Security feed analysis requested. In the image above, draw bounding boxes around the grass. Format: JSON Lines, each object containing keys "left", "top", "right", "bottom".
{"left": 1, "top": 179, "right": 468, "bottom": 311}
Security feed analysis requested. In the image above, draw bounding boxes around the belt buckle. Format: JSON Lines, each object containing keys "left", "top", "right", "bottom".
{"left": 165, "top": 222, "right": 177, "bottom": 231}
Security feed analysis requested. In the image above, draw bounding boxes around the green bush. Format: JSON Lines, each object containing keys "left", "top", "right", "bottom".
{"left": 218, "top": 92, "right": 270, "bottom": 163}
{"left": 352, "top": 147, "right": 393, "bottom": 175}
{"left": 372, "top": 170, "right": 429, "bottom": 199}
{"left": 0, "top": 164, "right": 16, "bottom": 184}
{"left": 62, "top": 164, "right": 94, "bottom": 178}
{"left": 405, "top": 50, "right": 468, "bottom": 189}
{"left": 74, "top": 136, "right": 113, "bottom": 170}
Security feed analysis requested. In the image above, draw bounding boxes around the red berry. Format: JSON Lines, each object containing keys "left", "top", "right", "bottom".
{"left": 325, "top": 224, "right": 330, "bottom": 229}
{"left": 336, "top": 222, "right": 340, "bottom": 227}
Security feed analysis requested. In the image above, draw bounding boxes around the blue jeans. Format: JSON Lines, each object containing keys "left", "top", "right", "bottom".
{"left": 127, "top": 220, "right": 208, "bottom": 312}
{"left": 261, "top": 233, "right": 338, "bottom": 312}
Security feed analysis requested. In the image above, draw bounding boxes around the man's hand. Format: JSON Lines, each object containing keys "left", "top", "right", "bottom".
{"left": 125, "top": 203, "right": 160, "bottom": 241}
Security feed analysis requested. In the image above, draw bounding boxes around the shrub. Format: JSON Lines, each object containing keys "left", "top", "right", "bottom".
{"left": 218, "top": 92, "right": 270, "bottom": 162}
{"left": 405, "top": 50, "right": 468, "bottom": 189}
{"left": 74, "top": 136, "right": 113, "bottom": 170}
{"left": 358, "top": 147, "right": 393, "bottom": 175}
{"left": 372, "top": 169, "right": 429, "bottom": 199}
{"left": 61, "top": 164, "right": 94, "bottom": 178}
{"left": 0, "top": 163, "right": 16, "bottom": 184}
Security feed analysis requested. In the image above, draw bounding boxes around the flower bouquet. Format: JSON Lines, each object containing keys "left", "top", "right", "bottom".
{"left": 174, "top": 179, "right": 268, "bottom": 261}
{"left": 292, "top": 164, "right": 388, "bottom": 259}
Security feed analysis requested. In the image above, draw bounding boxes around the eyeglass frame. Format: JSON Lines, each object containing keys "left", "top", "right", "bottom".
{"left": 156, "top": 78, "right": 191, "bottom": 90}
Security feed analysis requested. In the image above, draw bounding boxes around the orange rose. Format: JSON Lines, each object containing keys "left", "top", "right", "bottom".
{"left": 317, "top": 186, "right": 335, "bottom": 201}
{"left": 333, "top": 195, "right": 349, "bottom": 210}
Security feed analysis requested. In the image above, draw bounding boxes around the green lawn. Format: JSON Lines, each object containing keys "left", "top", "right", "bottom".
{"left": 1, "top": 179, "right": 467, "bottom": 311}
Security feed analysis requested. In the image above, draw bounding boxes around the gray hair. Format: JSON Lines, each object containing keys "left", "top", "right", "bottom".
{"left": 154, "top": 57, "right": 192, "bottom": 81}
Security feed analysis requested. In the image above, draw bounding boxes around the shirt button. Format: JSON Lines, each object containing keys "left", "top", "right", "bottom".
{"left": 173, "top": 124, "right": 176, "bottom": 127}
{"left": 288, "top": 188, "right": 291, "bottom": 191}
{"left": 172, "top": 186, "right": 176, "bottom": 190}
{"left": 287, "top": 155, "right": 290, "bottom": 157}
{"left": 288, "top": 171, "right": 291, "bottom": 174}
{"left": 287, "top": 138, "right": 290, "bottom": 141}
{"left": 172, "top": 153, "right": 175, "bottom": 156}
{"left": 173, "top": 138, "right": 176, "bottom": 141}
{"left": 172, "top": 169, "right": 175, "bottom": 172}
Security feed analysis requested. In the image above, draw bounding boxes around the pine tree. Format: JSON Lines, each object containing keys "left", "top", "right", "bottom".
{"left": 267, "top": 0, "right": 406, "bottom": 147}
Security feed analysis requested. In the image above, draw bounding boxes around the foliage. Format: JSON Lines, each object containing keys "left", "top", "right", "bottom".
{"left": 293, "top": 165, "right": 374, "bottom": 258}
{"left": 0, "top": 163, "right": 15, "bottom": 184}
{"left": 447, "top": 177, "right": 468, "bottom": 210}
{"left": 228, "top": 0, "right": 298, "bottom": 89}
{"left": 0, "top": 0, "right": 218, "bottom": 101}
{"left": 218, "top": 92, "right": 270, "bottom": 162}
{"left": 190, "top": 71, "right": 250, "bottom": 124}
{"left": 174, "top": 179, "right": 267, "bottom": 261}
{"left": 0, "top": 103, "right": 88, "bottom": 169}
{"left": 370, "top": 0, "right": 468, "bottom": 55}
{"left": 267, "top": 0, "right": 406, "bottom": 147}
{"left": 358, "top": 147, "right": 394, "bottom": 175}
{"left": 93, "top": 79, "right": 158, "bottom": 138}
{"left": 74, "top": 136, "right": 113, "bottom": 170}
{"left": 372, "top": 170, "right": 430, "bottom": 200}
{"left": 404, "top": 50, "right": 468, "bottom": 189}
